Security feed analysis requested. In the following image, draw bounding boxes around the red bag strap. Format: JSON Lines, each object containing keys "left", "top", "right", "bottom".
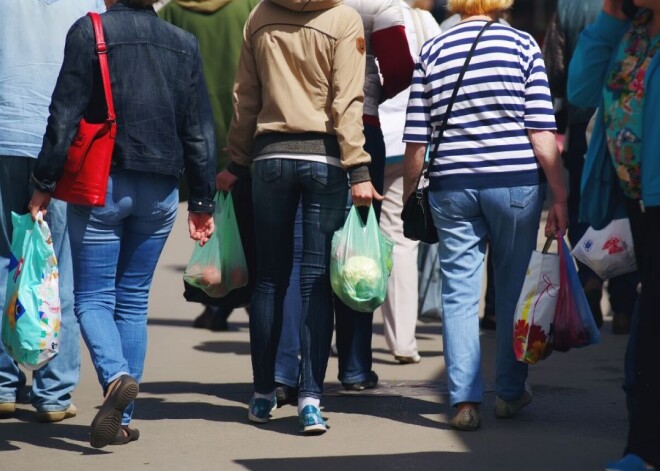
{"left": 88, "top": 12, "right": 116, "bottom": 122}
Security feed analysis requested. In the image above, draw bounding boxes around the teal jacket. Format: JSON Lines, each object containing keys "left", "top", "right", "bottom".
{"left": 568, "top": 11, "right": 660, "bottom": 223}
{"left": 159, "top": 0, "right": 260, "bottom": 171}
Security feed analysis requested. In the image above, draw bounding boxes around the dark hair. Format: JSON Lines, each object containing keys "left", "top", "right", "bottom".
{"left": 122, "top": 0, "right": 158, "bottom": 7}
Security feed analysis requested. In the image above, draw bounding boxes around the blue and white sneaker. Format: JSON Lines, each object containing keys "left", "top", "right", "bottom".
{"left": 248, "top": 396, "right": 277, "bottom": 424}
{"left": 298, "top": 404, "right": 328, "bottom": 434}
{"left": 605, "top": 454, "right": 657, "bottom": 471}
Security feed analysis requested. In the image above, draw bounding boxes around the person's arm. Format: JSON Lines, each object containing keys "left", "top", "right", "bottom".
{"left": 567, "top": 4, "right": 629, "bottom": 109}
{"left": 402, "top": 142, "right": 426, "bottom": 202}
{"left": 372, "top": 26, "right": 414, "bottom": 99}
{"left": 524, "top": 38, "right": 568, "bottom": 236}
{"left": 181, "top": 39, "right": 216, "bottom": 215}
{"left": 371, "top": 1, "right": 414, "bottom": 99}
{"left": 529, "top": 130, "right": 568, "bottom": 236}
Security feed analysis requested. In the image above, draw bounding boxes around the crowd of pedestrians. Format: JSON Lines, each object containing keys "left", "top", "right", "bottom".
{"left": 0, "top": 0, "right": 657, "bottom": 469}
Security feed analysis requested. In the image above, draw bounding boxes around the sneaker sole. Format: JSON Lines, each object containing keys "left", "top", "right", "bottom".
{"left": 90, "top": 378, "right": 139, "bottom": 449}
{"left": 248, "top": 412, "right": 270, "bottom": 424}
{"left": 37, "top": 407, "right": 77, "bottom": 423}
{"left": 302, "top": 423, "right": 327, "bottom": 434}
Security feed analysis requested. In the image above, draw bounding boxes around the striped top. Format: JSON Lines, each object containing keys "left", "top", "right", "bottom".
{"left": 403, "top": 20, "right": 556, "bottom": 190}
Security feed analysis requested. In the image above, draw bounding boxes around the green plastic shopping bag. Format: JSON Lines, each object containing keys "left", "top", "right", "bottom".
{"left": 330, "top": 206, "right": 394, "bottom": 312}
{"left": 183, "top": 192, "right": 248, "bottom": 298}
{"left": 2, "top": 212, "right": 61, "bottom": 370}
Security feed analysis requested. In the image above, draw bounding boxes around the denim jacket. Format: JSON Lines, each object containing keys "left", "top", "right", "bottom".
{"left": 33, "top": 1, "right": 215, "bottom": 212}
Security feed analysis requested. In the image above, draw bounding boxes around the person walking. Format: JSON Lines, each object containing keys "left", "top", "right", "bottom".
{"left": 378, "top": 0, "right": 440, "bottom": 364}
{"left": 28, "top": 0, "right": 216, "bottom": 448}
{"left": 403, "top": 0, "right": 567, "bottom": 431}
{"left": 334, "top": 0, "right": 414, "bottom": 391}
{"left": 544, "top": 0, "right": 639, "bottom": 335}
{"left": 569, "top": 1, "right": 660, "bottom": 468}
{"left": 159, "top": 0, "right": 260, "bottom": 332}
{"left": 216, "top": 0, "right": 378, "bottom": 434}
{"left": 0, "top": 0, "right": 105, "bottom": 423}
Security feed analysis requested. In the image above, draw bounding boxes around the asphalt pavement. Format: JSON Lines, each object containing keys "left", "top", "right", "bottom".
{"left": 0, "top": 204, "right": 629, "bottom": 471}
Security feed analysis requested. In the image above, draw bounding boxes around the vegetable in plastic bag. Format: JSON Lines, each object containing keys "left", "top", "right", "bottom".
{"left": 330, "top": 206, "right": 394, "bottom": 312}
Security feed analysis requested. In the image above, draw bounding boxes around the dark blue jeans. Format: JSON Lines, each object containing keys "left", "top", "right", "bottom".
{"left": 335, "top": 123, "right": 385, "bottom": 383}
{"left": 274, "top": 203, "right": 303, "bottom": 388}
{"left": 250, "top": 159, "right": 347, "bottom": 399}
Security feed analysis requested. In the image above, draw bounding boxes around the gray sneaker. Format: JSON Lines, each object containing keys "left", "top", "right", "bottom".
{"left": 495, "top": 384, "right": 533, "bottom": 418}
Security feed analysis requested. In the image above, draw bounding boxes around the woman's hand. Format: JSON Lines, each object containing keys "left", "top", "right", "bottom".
{"left": 188, "top": 212, "right": 214, "bottom": 246}
{"left": 603, "top": 0, "right": 627, "bottom": 20}
{"left": 351, "top": 181, "right": 383, "bottom": 207}
{"left": 545, "top": 200, "right": 569, "bottom": 238}
{"left": 216, "top": 170, "right": 238, "bottom": 192}
{"left": 28, "top": 190, "right": 52, "bottom": 220}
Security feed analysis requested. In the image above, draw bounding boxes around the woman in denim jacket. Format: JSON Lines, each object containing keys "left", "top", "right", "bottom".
{"left": 568, "top": 1, "right": 660, "bottom": 469}
{"left": 28, "top": 0, "right": 216, "bottom": 448}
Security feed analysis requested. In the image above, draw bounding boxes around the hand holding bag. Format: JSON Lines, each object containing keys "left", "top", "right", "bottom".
{"left": 53, "top": 12, "right": 115, "bottom": 207}
{"left": 183, "top": 192, "right": 249, "bottom": 298}
{"left": 401, "top": 21, "right": 493, "bottom": 244}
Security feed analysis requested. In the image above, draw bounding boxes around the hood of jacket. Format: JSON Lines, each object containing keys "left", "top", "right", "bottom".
{"left": 268, "top": 0, "right": 341, "bottom": 12}
{"left": 174, "top": 0, "right": 232, "bottom": 13}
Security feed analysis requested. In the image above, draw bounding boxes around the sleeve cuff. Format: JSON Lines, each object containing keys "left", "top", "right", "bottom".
{"left": 227, "top": 161, "right": 251, "bottom": 179}
{"left": 347, "top": 165, "right": 371, "bottom": 185}
{"left": 30, "top": 173, "right": 56, "bottom": 193}
{"left": 187, "top": 197, "right": 215, "bottom": 214}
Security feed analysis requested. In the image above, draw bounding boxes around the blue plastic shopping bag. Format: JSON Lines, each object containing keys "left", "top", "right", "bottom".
{"left": 552, "top": 231, "right": 601, "bottom": 352}
{"left": 2, "top": 212, "right": 61, "bottom": 370}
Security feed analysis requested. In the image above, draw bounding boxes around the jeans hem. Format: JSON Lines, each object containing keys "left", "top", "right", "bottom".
{"left": 35, "top": 403, "right": 72, "bottom": 413}
{"left": 339, "top": 372, "right": 370, "bottom": 384}
{"left": 449, "top": 394, "right": 483, "bottom": 407}
{"left": 105, "top": 371, "right": 131, "bottom": 390}
{"left": 274, "top": 376, "right": 298, "bottom": 388}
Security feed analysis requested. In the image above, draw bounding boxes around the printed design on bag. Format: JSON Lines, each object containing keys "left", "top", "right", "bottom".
{"left": 8, "top": 253, "right": 23, "bottom": 283}
{"left": 5, "top": 293, "right": 25, "bottom": 328}
{"left": 602, "top": 236, "right": 626, "bottom": 255}
{"left": 516, "top": 273, "right": 557, "bottom": 363}
{"left": 583, "top": 239, "right": 594, "bottom": 252}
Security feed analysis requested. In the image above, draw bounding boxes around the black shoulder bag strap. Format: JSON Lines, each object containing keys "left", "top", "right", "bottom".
{"left": 413, "top": 20, "right": 494, "bottom": 190}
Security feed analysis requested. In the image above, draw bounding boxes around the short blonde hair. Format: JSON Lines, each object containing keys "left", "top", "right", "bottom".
{"left": 447, "top": 0, "right": 513, "bottom": 16}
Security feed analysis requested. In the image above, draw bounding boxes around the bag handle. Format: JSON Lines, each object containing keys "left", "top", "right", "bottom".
{"left": 88, "top": 12, "right": 116, "bottom": 123}
{"left": 413, "top": 20, "right": 494, "bottom": 190}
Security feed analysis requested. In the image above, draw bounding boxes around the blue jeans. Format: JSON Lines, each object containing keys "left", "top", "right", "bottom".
{"left": 68, "top": 169, "right": 178, "bottom": 424}
{"left": 334, "top": 123, "right": 385, "bottom": 383}
{"left": 274, "top": 202, "right": 303, "bottom": 388}
{"left": 0, "top": 156, "right": 80, "bottom": 412}
{"left": 250, "top": 159, "right": 347, "bottom": 400}
{"left": 429, "top": 185, "right": 545, "bottom": 406}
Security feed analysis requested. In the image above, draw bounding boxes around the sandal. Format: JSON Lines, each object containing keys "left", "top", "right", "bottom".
{"left": 90, "top": 375, "right": 139, "bottom": 449}
{"left": 110, "top": 426, "right": 140, "bottom": 445}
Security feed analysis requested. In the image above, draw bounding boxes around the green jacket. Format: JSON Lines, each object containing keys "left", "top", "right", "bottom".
{"left": 159, "top": 0, "right": 260, "bottom": 171}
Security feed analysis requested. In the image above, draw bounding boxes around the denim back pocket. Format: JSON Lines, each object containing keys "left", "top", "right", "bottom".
{"left": 509, "top": 185, "right": 538, "bottom": 208}
{"left": 255, "top": 159, "right": 282, "bottom": 183}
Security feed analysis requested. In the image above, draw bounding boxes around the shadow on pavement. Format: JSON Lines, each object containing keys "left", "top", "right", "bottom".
{"left": 0, "top": 413, "right": 110, "bottom": 455}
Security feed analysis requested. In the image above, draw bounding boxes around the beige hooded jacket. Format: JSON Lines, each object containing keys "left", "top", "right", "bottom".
{"left": 227, "top": 0, "right": 371, "bottom": 182}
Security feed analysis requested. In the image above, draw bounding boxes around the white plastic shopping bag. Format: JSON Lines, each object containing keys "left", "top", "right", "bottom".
{"left": 513, "top": 238, "right": 559, "bottom": 365}
{"left": 571, "top": 218, "right": 637, "bottom": 280}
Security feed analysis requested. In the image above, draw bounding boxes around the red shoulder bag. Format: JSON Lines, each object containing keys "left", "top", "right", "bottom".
{"left": 53, "top": 12, "right": 115, "bottom": 207}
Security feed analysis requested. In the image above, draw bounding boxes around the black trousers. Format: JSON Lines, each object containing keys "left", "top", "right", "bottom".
{"left": 625, "top": 199, "right": 660, "bottom": 467}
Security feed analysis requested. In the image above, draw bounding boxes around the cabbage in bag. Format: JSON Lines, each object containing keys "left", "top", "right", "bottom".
{"left": 330, "top": 206, "right": 394, "bottom": 312}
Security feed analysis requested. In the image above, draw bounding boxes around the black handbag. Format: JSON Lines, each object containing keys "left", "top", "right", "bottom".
{"left": 402, "top": 21, "right": 494, "bottom": 244}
